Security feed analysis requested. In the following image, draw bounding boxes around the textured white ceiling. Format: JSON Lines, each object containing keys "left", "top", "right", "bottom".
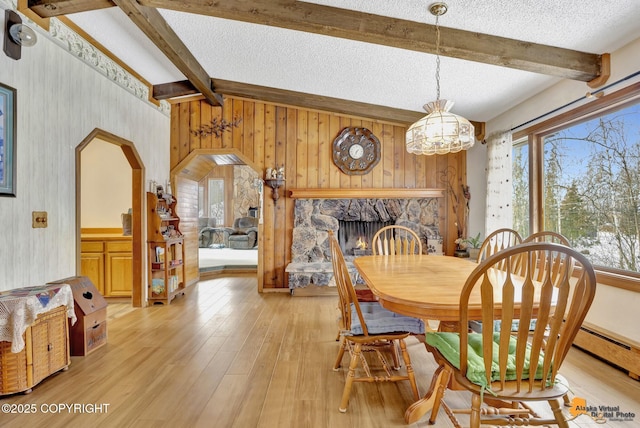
{"left": 67, "top": 0, "right": 640, "bottom": 122}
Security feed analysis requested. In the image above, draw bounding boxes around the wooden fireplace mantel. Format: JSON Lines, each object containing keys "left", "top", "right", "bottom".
{"left": 288, "top": 188, "right": 445, "bottom": 199}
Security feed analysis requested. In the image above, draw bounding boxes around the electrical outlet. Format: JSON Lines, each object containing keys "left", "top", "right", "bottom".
{"left": 32, "top": 211, "right": 48, "bottom": 228}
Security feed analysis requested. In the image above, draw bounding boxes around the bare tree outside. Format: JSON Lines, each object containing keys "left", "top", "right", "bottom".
{"left": 512, "top": 143, "right": 530, "bottom": 237}
{"left": 522, "top": 104, "right": 640, "bottom": 273}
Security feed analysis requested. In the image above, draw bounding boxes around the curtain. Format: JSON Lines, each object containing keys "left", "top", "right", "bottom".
{"left": 485, "top": 131, "right": 513, "bottom": 233}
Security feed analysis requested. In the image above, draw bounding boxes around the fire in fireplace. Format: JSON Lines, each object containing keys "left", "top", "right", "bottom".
{"left": 338, "top": 220, "right": 392, "bottom": 256}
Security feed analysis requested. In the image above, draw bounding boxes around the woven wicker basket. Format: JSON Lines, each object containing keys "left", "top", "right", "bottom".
{"left": 0, "top": 339, "right": 29, "bottom": 394}
{"left": 0, "top": 305, "right": 70, "bottom": 395}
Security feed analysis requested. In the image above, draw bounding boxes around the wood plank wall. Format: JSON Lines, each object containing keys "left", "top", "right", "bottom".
{"left": 171, "top": 96, "right": 467, "bottom": 290}
{"left": 175, "top": 175, "right": 199, "bottom": 287}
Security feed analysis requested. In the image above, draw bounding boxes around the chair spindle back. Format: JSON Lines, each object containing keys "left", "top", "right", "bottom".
{"left": 372, "top": 225, "right": 423, "bottom": 255}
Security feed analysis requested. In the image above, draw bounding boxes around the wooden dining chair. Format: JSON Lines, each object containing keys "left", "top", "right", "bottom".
{"left": 330, "top": 229, "right": 394, "bottom": 359}
{"left": 469, "top": 228, "right": 523, "bottom": 334}
{"left": 329, "top": 231, "right": 424, "bottom": 413}
{"left": 523, "top": 231, "right": 570, "bottom": 246}
{"left": 474, "top": 231, "right": 574, "bottom": 338}
{"left": 522, "top": 231, "right": 572, "bottom": 285}
{"left": 521, "top": 231, "right": 574, "bottom": 405}
{"left": 371, "top": 224, "right": 434, "bottom": 331}
{"left": 476, "top": 228, "right": 523, "bottom": 265}
{"left": 425, "top": 242, "right": 596, "bottom": 427}
{"left": 372, "top": 225, "right": 423, "bottom": 255}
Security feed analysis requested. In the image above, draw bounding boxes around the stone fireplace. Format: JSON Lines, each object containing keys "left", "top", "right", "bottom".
{"left": 287, "top": 197, "right": 443, "bottom": 289}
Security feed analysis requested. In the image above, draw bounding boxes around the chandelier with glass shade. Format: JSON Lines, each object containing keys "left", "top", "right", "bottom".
{"left": 406, "top": 2, "right": 475, "bottom": 155}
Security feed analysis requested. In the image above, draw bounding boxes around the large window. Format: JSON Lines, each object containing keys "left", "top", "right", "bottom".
{"left": 513, "top": 96, "right": 640, "bottom": 275}
{"left": 512, "top": 142, "right": 530, "bottom": 238}
{"left": 208, "top": 178, "right": 225, "bottom": 226}
{"left": 543, "top": 103, "right": 639, "bottom": 273}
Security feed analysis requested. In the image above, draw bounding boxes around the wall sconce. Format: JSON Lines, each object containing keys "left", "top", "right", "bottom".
{"left": 4, "top": 10, "right": 38, "bottom": 61}
{"left": 264, "top": 166, "right": 285, "bottom": 202}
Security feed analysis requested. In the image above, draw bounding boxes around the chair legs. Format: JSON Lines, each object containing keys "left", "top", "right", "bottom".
{"left": 428, "top": 364, "right": 452, "bottom": 424}
{"left": 338, "top": 338, "right": 419, "bottom": 413}
{"left": 398, "top": 339, "right": 420, "bottom": 401}
{"left": 339, "top": 342, "right": 361, "bottom": 412}
{"left": 549, "top": 398, "right": 570, "bottom": 428}
{"left": 470, "top": 394, "right": 482, "bottom": 427}
{"left": 335, "top": 336, "right": 400, "bottom": 371}
{"left": 333, "top": 336, "right": 347, "bottom": 371}
{"left": 428, "top": 378, "right": 570, "bottom": 428}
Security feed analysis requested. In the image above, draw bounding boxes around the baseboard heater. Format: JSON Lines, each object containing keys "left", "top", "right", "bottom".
{"left": 573, "top": 323, "right": 640, "bottom": 380}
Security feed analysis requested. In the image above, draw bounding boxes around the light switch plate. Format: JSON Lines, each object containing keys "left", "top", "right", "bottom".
{"left": 32, "top": 211, "right": 48, "bottom": 228}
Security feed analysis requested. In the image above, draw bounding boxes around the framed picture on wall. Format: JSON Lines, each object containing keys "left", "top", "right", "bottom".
{"left": 0, "top": 82, "right": 16, "bottom": 197}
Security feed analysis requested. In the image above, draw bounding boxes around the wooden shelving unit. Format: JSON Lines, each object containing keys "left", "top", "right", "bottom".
{"left": 147, "top": 192, "right": 186, "bottom": 305}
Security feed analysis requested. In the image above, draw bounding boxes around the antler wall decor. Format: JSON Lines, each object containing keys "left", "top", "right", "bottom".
{"left": 191, "top": 116, "right": 242, "bottom": 138}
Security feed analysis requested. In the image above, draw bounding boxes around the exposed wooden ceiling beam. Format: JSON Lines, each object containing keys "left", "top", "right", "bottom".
{"left": 215, "top": 79, "right": 429, "bottom": 125}
{"left": 156, "top": 79, "right": 424, "bottom": 124}
{"left": 28, "top": 0, "right": 605, "bottom": 82}
{"left": 28, "top": 0, "right": 113, "bottom": 17}
{"left": 153, "top": 79, "right": 486, "bottom": 140}
{"left": 153, "top": 80, "right": 199, "bottom": 100}
{"left": 111, "top": 0, "right": 223, "bottom": 106}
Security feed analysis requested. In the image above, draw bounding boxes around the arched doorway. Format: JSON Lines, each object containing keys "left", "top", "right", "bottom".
{"left": 75, "top": 129, "right": 145, "bottom": 307}
{"left": 170, "top": 149, "right": 263, "bottom": 290}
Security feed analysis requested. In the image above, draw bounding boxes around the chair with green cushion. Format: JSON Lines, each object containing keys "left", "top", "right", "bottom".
{"left": 425, "top": 242, "right": 596, "bottom": 427}
{"left": 470, "top": 228, "right": 524, "bottom": 334}
{"left": 519, "top": 231, "right": 575, "bottom": 409}
{"left": 478, "top": 231, "right": 573, "bottom": 332}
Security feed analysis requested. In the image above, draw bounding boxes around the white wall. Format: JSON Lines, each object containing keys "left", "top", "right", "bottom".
{"left": 81, "top": 138, "right": 132, "bottom": 229}
{"left": 470, "top": 36, "right": 640, "bottom": 343}
{"left": 0, "top": 10, "right": 170, "bottom": 291}
{"left": 465, "top": 143, "right": 487, "bottom": 241}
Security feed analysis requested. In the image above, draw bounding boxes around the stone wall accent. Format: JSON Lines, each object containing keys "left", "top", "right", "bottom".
{"left": 288, "top": 198, "right": 442, "bottom": 288}
{"left": 233, "top": 166, "right": 260, "bottom": 219}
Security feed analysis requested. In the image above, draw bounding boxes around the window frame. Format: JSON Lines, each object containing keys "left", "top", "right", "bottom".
{"left": 512, "top": 81, "right": 640, "bottom": 291}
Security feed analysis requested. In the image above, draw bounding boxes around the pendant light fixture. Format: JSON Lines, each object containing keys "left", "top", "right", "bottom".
{"left": 406, "top": 2, "right": 475, "bottom": 155}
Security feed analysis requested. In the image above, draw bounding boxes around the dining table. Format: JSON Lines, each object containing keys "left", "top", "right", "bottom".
{"left": 354, "top": 254, "right": 479, "bottom": 326}
{"left": 353, "top": 254, "right": 531, "bottom": 424}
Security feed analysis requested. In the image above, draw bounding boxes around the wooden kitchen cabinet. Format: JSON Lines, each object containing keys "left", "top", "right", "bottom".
{"left": 81, "top": 233, "right": 132, "bottom": 297}
{"left": 80, "top": 241, "right": 104, "bottom": 295}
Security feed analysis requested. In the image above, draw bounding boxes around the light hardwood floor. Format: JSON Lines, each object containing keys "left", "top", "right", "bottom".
{"left": 1, "top": 277, "right": 639, "bottom": 427}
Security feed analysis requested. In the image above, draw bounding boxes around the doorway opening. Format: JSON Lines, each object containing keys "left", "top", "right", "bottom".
{"left": 170, "top": 149, "right": 263, "bottom": 285}
{"left": 198, "top": 165, "right": 260, "bottom": 274}
{"left": 75, "top": 129, "right": 145, "bottom": 307}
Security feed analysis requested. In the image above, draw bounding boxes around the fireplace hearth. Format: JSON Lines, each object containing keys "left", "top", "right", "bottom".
{"left": 288, "top": 197, "right": 442, "bottom": 289}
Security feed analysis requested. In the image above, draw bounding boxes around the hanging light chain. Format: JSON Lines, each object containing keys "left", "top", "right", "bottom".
{"left": 405, "top": 2, "right": 475, "bottom": 156}
{"left": 434, "top": 13, "right": 441, "bottom": 102}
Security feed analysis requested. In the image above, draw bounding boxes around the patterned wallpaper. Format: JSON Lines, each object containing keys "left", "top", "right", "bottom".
{"left": 2, "top": 1, "right": 170, "bottom": 116}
